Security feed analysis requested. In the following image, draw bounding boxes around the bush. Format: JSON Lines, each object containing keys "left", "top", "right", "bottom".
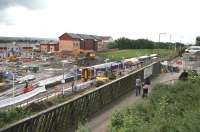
{"left": 109, "top": 78, "right": 200, "bottom": 132}
{"left": 0, "top": 107, "right": 31, "bottom": 128}
{"left": 76, "top": 123, "right": 91, "bottom": 132}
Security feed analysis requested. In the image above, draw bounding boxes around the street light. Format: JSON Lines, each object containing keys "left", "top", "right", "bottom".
{"left": 104, "top": 58, "right": 109, "bottom": 72}
{"left": 12, "top": 72, "right": 15, "bottom": 98}
{"left": 73, "top": 65, "right": 78, "bottom": 92}
{"left": 61, "top": 60, "right": 71, "bottom": 95}
{"left": 158, "top": 32, "right": 167, "bottom": 54}
{"left": 159, "top": 32, "right": 167, "bottom": 42}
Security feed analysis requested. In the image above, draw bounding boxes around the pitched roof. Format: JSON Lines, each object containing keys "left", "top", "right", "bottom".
{"left": 99, "top": 36, "right": 112, "bottom": 40}
{"left": 60, "top": 33, "right": 112, "bottom": 41}
{"left": 77, "top": 34, "right": 94, "bottom": 40}
{"left": 90, "top": 35, "right": 102, "bottom": 41}
{"left": 68, "top": 33, "right": 82, "bottom": 39}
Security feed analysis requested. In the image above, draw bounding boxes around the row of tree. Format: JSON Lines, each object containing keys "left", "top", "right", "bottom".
{"left": 109, "top": 37, "right": 185, "bottom": 49}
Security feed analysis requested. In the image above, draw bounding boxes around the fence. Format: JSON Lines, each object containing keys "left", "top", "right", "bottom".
{"left": 0, "top": 61, "right": 161, "bottom": 132}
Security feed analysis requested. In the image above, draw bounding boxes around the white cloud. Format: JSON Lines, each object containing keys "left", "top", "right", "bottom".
{"left": 0, "top": 0, "right": 200, "bottom": 43}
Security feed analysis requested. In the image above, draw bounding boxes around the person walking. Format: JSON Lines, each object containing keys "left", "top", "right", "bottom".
{"left": 135, "top": 78, "right": 142, "bottom": 96}
{"left": 71, "top": 81, "right": 75, "bottom": 92}
{"left": 179, "top": 70, "right": 188, "bottom": 81}
{"left": 142, "top": 77, "right": 151, "bottom": 98}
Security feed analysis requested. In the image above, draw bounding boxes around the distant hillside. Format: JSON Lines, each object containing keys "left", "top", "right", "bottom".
{"left": 0, "top": 36, "right": 57, "bottom": 43}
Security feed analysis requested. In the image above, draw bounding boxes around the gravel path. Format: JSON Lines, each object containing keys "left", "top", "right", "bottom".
{"left": 88, "top": 72, "right": 181, "bottom": 132}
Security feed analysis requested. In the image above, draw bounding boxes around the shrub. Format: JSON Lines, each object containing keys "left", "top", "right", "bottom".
{"left": 109, "top": 79, "right": 200, "bottom": 132}
{"left": 0, "top": 107, "right": 31, "bottom": 128}
{"left": 76, "top": 123, "right": 91, "bottom": 132}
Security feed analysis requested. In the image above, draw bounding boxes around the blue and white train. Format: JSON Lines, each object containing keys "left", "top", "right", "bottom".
{"left": 81, "top": 54, "right": 159, "bottom": 81}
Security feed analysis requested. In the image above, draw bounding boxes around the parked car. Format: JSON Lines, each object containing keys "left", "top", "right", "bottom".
{"left": 185, "top": 46, "right": 200, "bottom": 54}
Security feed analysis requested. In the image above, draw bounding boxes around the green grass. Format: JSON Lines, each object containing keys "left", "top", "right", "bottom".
{"left": 108, "top": 76, "right": 200, "bottom": 132}
{"left": 97, "top": 49, "right": 177, "bottom": 60}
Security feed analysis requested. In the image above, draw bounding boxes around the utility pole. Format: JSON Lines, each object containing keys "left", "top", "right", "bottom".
{"left": 61, "top": 60, "right": 72, "bottom": 94}
{"left": 62, "top": 62, "right": 65, "bottom": 95}
{"left": 74, "top": 65, "right": 77, "bottom": 92}
{"left": 12, "top": 72, "right": 15, "bottom": 98}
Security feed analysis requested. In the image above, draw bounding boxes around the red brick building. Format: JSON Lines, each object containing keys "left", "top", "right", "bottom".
{"left": 40, "top": 42, "right": 59, "bottom": 53}
{"left": 58, "top": 33, "right": 114, "bottom": 52}
{"left": 59, "top": 33, "right": 81, "bottom": 52}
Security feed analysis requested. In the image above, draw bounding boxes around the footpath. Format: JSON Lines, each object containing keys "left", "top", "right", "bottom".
{"left": 87, "top": 72, "right": 181, "bottom": 132}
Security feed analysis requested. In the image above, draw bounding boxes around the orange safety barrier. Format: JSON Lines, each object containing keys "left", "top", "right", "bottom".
{"left": 23, "top": 85, "right": 33, "bottom": 93}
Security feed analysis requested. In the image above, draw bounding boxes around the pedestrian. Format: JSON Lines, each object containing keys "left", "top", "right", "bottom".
{"left": 179, "top": 70, "right": 188, "bottom": 81}
{"left": 71, "top": 81, "right": 75, "bottom": 92}
{"left": 135, "top": 77, "right": 142, "bottom": 96}
{"left": 25, "top": 80, "right": 28, "bottom": 88}
{"left": 142, "top": 77, "right": 151, "bottom": 98}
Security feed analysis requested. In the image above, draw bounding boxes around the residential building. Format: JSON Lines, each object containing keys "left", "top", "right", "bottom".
{"left": 0, "top": 42, "right": 36, "bottom": 58}
{"left": 40, "top": 41, "right": 59, "bottom": 53}
{"left": 58, "top": 33, "right": 113, "bottom": 52}
{"left": 59, "top": 33, "right": 81, "bottom": 52}
{"left": 77, "top": 34, "right": 97, "bottom": 50}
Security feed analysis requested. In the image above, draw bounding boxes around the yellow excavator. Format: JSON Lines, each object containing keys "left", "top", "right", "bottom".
{"left": 7, "top": 55, "right": 18, "bottom": 62}
{"left": 73, "top": 49, "right": 96, "bottom": 59}
{"left": 96, "top": 71, "right": 109, "bottom": 82}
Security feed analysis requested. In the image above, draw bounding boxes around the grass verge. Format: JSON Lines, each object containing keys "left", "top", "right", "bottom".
{"left": 97, "top": 49, "right": 177, "bottom": 60}
{"left": 109, "top": 76, "right": 200, "bottom": 132}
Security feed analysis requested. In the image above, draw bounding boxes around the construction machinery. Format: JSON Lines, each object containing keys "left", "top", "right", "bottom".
{"left": 7, "top": 55, "right": 18, "bottom": 62}
{"left": 72, "top": 49, "right": 96, "bottom": 59}
{"left": 81, "top": 68, "right": 94, "bottom": 82}
{"left": 96, "top": 71, "right": 109, "bottom": 82}
{"left": 81, "top": 66, "right": 116, "bottom": 85}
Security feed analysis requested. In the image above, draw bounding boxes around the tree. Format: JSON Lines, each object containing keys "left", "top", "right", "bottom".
{"left": 196, "top": 36, "right": 200, "bottom": 46}
{"left": 110, "top": 38, "right": 185, "bottom": 50}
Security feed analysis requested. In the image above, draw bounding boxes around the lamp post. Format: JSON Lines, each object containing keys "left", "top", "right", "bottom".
{"left": 62, "top": 62, "right": 65, "bottom": 95}
{"left": 103, "top": 58, "right": 110, "bottom": 77}
{"left": 178, "top": 36, "right": 184, "bottom": 52}
{"left": 12, "top": 72, "right": 15, "bottom": 98}
{"left": 104, "top": 58, "right": 109, "bottom": 74}
{"left": 73, "top": 65, "right": 78, "bottom": 92}
{"left": 158, "top": 32, "right": 167, "bottom": 54}
{"left": 61, "top": 60, "right": 71, "bottom": 95}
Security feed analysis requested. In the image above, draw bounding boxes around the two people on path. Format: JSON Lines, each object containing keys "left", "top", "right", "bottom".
{"left": 135, "top": 77, "right": 151, "bottom": 98}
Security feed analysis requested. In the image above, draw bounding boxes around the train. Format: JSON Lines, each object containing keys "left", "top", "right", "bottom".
{"left": 21, "top": 54, "right": 158, "bottom": 93}
{"left": 81, "top": 54, "right": 159, "bottom": 81}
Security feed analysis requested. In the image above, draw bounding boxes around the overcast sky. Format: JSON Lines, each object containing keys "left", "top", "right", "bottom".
{"left": 0, "top": 0, "right": 199, "bottom": 44}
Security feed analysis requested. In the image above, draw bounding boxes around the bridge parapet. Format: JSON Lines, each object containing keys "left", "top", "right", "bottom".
{"left": 0, "top": 62, "right": 161, "bottom": 132}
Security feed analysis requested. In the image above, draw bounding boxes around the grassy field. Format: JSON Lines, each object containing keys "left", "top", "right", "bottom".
{"left": 97, "top": 49, "right": 177, "bottom": 60}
